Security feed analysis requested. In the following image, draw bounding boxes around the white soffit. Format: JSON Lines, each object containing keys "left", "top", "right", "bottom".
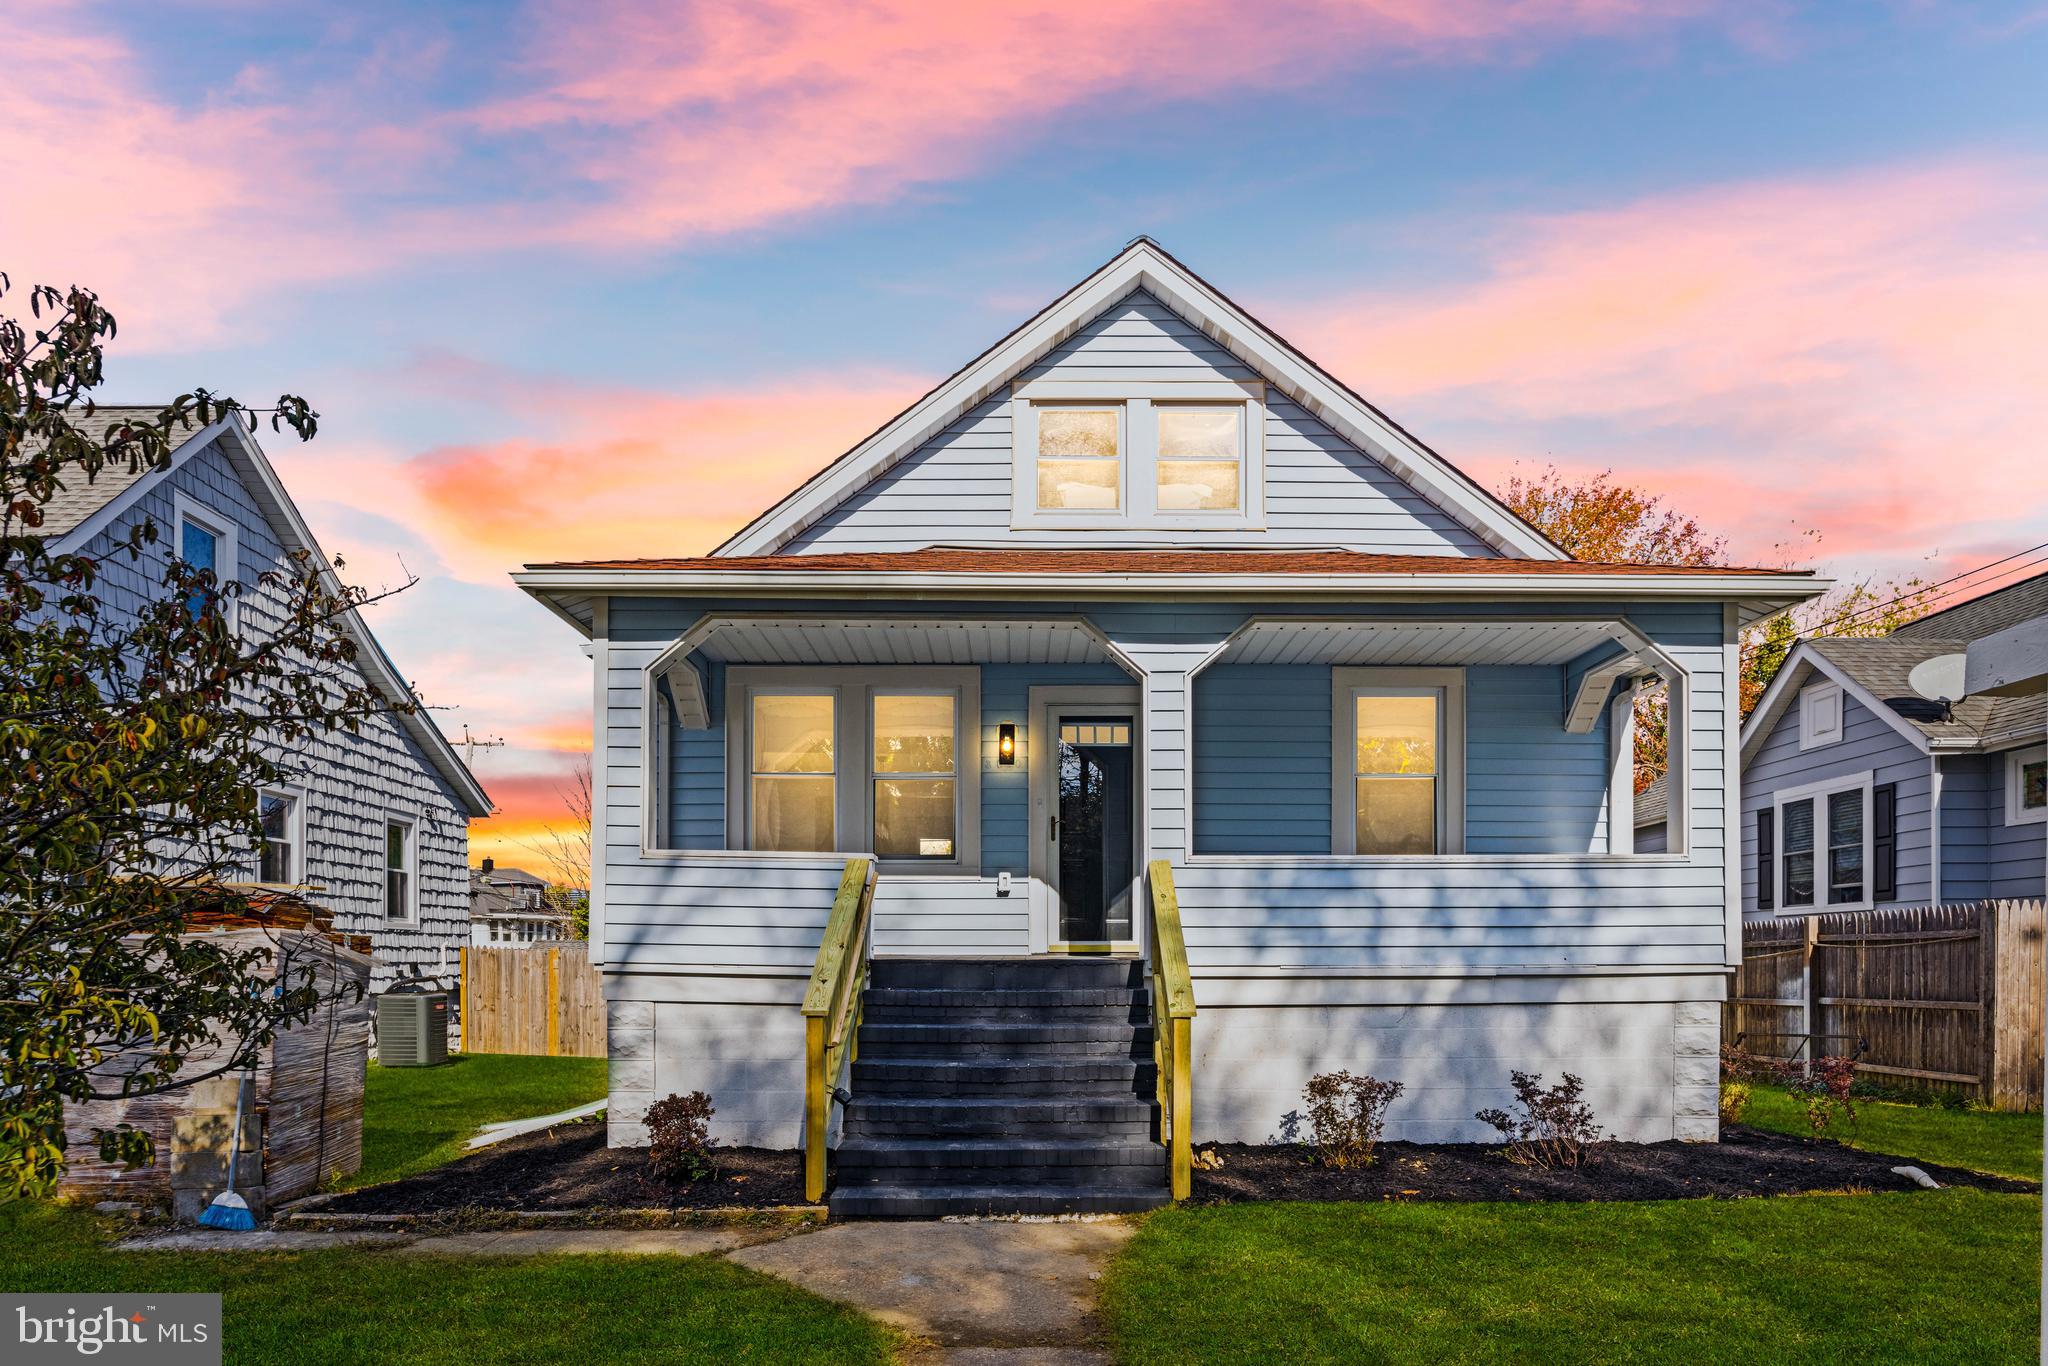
{"left": 687, "top": 617, "right": 1126, "bottom": 668}
{"left": 1213, "top": 618, "right": 1627, "bottom": 668}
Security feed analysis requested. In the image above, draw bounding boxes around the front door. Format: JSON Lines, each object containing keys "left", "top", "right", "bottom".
{"left": 1052, "top": 714, "right": 1135, "bottom": 945}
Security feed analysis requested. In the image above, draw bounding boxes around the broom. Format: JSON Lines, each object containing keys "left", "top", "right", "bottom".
{"left": 198, "top": 1070, "right": 257, "bottom": 1231}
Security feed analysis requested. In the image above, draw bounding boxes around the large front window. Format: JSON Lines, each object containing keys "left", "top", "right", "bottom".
{"left": 749, "top": 693, "right": 836, "bottom": 852}
{"left": 732, "top": 671, "right": 977, "bottom": 865}
{"left": 872, "top": 693, "right": 957, "bottom": 859}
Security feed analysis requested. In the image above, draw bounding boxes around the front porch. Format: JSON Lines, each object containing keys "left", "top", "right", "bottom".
{"left": 593, "top": 600, "right": 1729, "bottom": 1168}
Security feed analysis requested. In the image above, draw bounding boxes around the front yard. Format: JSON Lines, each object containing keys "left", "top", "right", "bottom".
{"left": 0, "top": 1200, "right": 893, "bottom": 1366}
{"left": 1102, "top": 1191, "right": 2042, "bottom": 1364}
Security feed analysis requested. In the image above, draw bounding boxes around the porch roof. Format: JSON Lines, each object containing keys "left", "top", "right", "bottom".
{"left": 1206, "top": 616, "right": 1633, "bottom": 669}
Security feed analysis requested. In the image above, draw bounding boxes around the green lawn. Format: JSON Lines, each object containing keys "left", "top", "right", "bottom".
{"left": 1740, "top": 1083, "right": 2044, "bottom": 1182}
{"left": 345, "top": 1052, "right": 609, "bottom": 1189}
{"left": 1103, "top": 1192, "right": 2042, "bottom": 1365}
{"left": 0, "top": 1201, "right": 892, "bottom": 1365}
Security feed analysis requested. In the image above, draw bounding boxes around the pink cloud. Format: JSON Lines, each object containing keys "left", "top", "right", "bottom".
{"left": 486, "top": 0, "right": 1720, "bottom": 247}
{"left": 1, "top": 0, "right": 1724, "bottom": 340}
{"left": 1285, "top": 159, "right": 2048, "bottom": 571}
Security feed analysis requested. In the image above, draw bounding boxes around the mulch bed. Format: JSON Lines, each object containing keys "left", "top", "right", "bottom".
{"left": 1188, "top": 1126, "right": 2038, "bottom": 1205}
{"left": 321, "top": 1119, "right": 2035, "bottom": 1216}
{"left": 321, "top": 1119, "right": 805, "bottom": 1215}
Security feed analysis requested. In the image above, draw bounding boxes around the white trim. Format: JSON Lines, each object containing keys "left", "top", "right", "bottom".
{"left": 716, "top": 665, "right": 982, "bottom": 874}
{"left": 1608, "top": 687, "right": 1636, "bottom": 856}
{"left": 519, "top": 567, "right": 1826, "bottom": 630}
{"left": 587, "top": 599, "right": 608, "bottom": 967}
{"left": 382, "top": 813, "right": 419, "bottom": 923}
{"left": 1928, "top": 752, "right": 1944, "bottom": 907}
{"left": 1741, "top": 645, "right": 1932, "bottom": 766}
{"left": 53, "top": 416, "right": 238, "bottom": 551}
{"left": 170, "top": 490, "right": 239, "bottom": 633}
{"left": 254, "top": 784, "right": 307, "bottom": 886}
{"left": 1011, "top": 398, "right": 1129, "bottom": 526}
{"left": 1027, "top": 684, "right": 1144, "bottom": 956}
{"left": 2006, "top": 744, "right": 2048, "bottom": 826}
{"left": 1331, "top": 667, "right": 1467, "bottom": 856}
{"left": 713, "top": 240, "right": 1566, "bottom": 560}
{"left": 1770, "top": 770, "right": 1876, "bottom": 916}
{"left": 1798, "top": 680, "right": 1844, "bottom": 750}
{"left": 1722, "top": 603, "right": 1742, "bottom": 968}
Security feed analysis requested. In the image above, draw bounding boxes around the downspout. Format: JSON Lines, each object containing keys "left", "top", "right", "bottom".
{"left": 1927, "top": 752, "right": 1942, "bottom": 908}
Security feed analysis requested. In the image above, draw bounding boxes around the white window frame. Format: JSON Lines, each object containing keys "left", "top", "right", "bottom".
{"left": 170, "top": 492, "right": 239, "bottom": 631}
{"left": 254, "top": 786, "right": 305, "bottom": 886}
{"left": 1798, "top": 681, "right": 1843, "bottom": 750}
{"left": 383, "top": 815, "right": 418, "bottom": 922}
{"left": 1331, "top": 667, "right": 1467, "bottom": 856}
{"left": 1009, "top": 379, "right": 1266, "bottom": 530}
{"left": 722, "top": 666, "right": 982, "bottom": 873}
{"left": 1771, "top": 770, "right": 1874, "bottom": 915}
{"left": 2006, "top": 744, "right": 2048, "bottom": 826}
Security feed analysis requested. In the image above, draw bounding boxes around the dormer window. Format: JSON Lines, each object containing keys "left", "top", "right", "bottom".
{"left": 1011, "top": 381, "right": 1264, "bottom": 530}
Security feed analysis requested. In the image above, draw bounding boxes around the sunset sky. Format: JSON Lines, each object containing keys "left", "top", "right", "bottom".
{"left": 6, "top": 0, "right": 2045, "bottom": 867}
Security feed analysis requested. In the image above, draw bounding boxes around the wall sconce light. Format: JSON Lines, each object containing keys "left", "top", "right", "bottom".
{"left": 997, "top": 723, "right": 1017, "bottom": 765}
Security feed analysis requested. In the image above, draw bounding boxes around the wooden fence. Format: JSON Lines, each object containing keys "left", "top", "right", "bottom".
{"left": 461, "top": 945, "right": 607, "bottom": 1058}
{"left": 1725, "top": 900, "right": 2044, "bottom": 1111}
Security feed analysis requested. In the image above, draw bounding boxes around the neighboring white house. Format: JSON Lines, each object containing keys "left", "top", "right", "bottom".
{"left": 514, "top": 239, "right": 1826, "bottom": 1213}
{"left": 469, "top": 859, "right": 575, "bottom": 945}
{"left": 44, "top": 408, "right": 493, "bottom": 994}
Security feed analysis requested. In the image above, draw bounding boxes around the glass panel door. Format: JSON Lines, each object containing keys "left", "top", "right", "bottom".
{"left": 1054, "top": 714, "right": 1134, "bottom": 944}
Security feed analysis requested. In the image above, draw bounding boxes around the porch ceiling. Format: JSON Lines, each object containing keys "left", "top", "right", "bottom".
{"left": 1210, "top": 617, "right": 1634, "bottom": 669}
{"left": 683, "top": 615, "right": 1128, "bottom": 668}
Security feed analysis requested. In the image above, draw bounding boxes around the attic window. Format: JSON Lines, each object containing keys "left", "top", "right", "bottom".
{"left": 1010, "top": 383, "right": 1265, "bottom": 530}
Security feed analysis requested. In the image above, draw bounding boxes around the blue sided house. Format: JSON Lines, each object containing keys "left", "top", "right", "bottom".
{"left": 515, "top": 239, "right": 1826, "bottom": 1216}
{"left": 1735, "top": 572, "right": 2047, "bottom": 919}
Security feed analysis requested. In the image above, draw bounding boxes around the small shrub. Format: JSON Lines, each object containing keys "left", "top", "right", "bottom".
{"left": 1720, "top": 1045, "right": 1774, "bottom": 1083}
{"left": 1718, "top": 1080, "right": 1752, "bottom": 1125}
{"left": 644, "top": 1091, "right": 718, "bottom": 1183}
{"left": 1476, "top": 1070, "right": 1605, "bottom": 1170}
{"left": 1779, "top": 1056, "right": 1858, "bottom": 1136}
{"left": 1300, "top": 1071, "right": 1404, "bottom": 1169}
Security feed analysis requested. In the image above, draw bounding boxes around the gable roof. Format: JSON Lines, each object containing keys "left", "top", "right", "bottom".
{"left": 715, "top": 238, "right": 1568, "bottom": 562}
{"left": 27, "top": 406, "right": 205, "bottom": 537}
{"left": 1890, "top": 569, "right": 2048, "bottom": 644}
{"left": 47, "top": 412, "right": 493, "bottom": 817}
{"left": 1741, "top": 635, "right": 2045, "bottom": 763}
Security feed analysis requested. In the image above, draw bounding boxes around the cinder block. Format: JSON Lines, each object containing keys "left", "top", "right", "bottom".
{"left": 1674, "top": 1000, "right": 1719, "bottom": 1029}
{"left": 1673, "top": 1053, "right": 1717, "bottom": 1088}
{"left": 610, "top": 1027, "right": 653, "bottom": 1060}
{"left": 1674, "top": 1025, "right": 1719, "bottom": 1058}
{"left": 1673, "top": 1113, "right": 1718, "bottom": 1142}
{"left": 1674, "top": 1085, "right": 1719, "bottom": 1118}
{"left": 610, "top": 1001, "right": 654, "bottom": 1031}
{"left": 610, "top": 1058, "right": 654, "bottom": 1094}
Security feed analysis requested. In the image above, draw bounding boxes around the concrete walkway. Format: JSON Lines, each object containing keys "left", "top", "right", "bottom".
{"left": 732, "top": 1219, "right": 1134, "bottom": 1363}
{"left": 119, "top": 1215, "right": 1136, "bottom": 1361}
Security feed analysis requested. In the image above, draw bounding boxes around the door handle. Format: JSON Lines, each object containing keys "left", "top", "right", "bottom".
{"left": 1050, "top": 815, "right": 1060, "bottom": 844}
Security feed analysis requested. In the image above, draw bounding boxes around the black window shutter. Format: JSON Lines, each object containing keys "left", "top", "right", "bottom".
{"left": 1873, "top": 782, "right": 1897, "bottom": 903}
{"left": 1756, "top": 808, "right": 1774, "bottom": 911}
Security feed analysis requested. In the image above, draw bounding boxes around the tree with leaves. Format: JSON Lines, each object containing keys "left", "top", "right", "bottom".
{"left": 1, "top": 274, "right": 404, "bottom": 1196}
{"left": 1499, "top": 465, "right": 1938, "bottom": 788}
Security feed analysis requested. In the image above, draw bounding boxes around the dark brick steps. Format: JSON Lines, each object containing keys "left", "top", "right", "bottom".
{"left": 829, "top": 956, "right": 1168, "bottom": 1219}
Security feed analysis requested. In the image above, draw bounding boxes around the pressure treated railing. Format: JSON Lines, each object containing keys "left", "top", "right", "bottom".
{"left": 802, "top": 857, "right": 877, "bottom": 1202}
{"left": 1146, "top": 859, "right": 1197, "bottom": 1200}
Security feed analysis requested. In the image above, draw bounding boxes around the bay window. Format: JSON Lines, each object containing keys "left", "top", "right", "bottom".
{"left": 727, "top": 668, "right": 979, "bottom": 868}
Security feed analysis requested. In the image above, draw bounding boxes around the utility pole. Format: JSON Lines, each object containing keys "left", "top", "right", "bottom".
{"left": 457, "top": 724, "right": 505, "bottom": 767}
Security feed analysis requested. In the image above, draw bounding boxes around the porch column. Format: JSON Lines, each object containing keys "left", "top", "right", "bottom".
{"left": 1094, "top": 624, "right": 1232, "bottom": 867}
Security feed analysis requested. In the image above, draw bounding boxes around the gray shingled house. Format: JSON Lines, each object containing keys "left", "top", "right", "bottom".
{"left": 41, "top": 408, "right": 492, "bottom": 993}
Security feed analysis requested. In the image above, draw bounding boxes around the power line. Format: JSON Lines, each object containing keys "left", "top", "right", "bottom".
{"left": 1788, "top": 542, "right": 2048, "bottom": 645}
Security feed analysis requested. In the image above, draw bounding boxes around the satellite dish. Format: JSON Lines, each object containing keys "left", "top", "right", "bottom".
{"left": 1907, "top": 652, "right": 1968, "bottom": 703}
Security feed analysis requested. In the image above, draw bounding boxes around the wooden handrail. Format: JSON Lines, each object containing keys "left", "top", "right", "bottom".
{"left": 1146, "top": 859, "right": 1196, "bottom": 1199}
{"left": 802, "top": 856, "right": 876, "bottom": 1203}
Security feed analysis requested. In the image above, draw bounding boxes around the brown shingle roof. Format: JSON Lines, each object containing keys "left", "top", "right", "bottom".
{"left": 28, "top": 407, "right": 208, "bottom": 538}
{"left": 526, "top": 547, "right": 1803, "bottom": 577}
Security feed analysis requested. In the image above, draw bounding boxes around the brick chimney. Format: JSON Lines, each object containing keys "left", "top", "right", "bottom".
{"left": 481, "top": 856, "right": 495, "bottom": 875}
